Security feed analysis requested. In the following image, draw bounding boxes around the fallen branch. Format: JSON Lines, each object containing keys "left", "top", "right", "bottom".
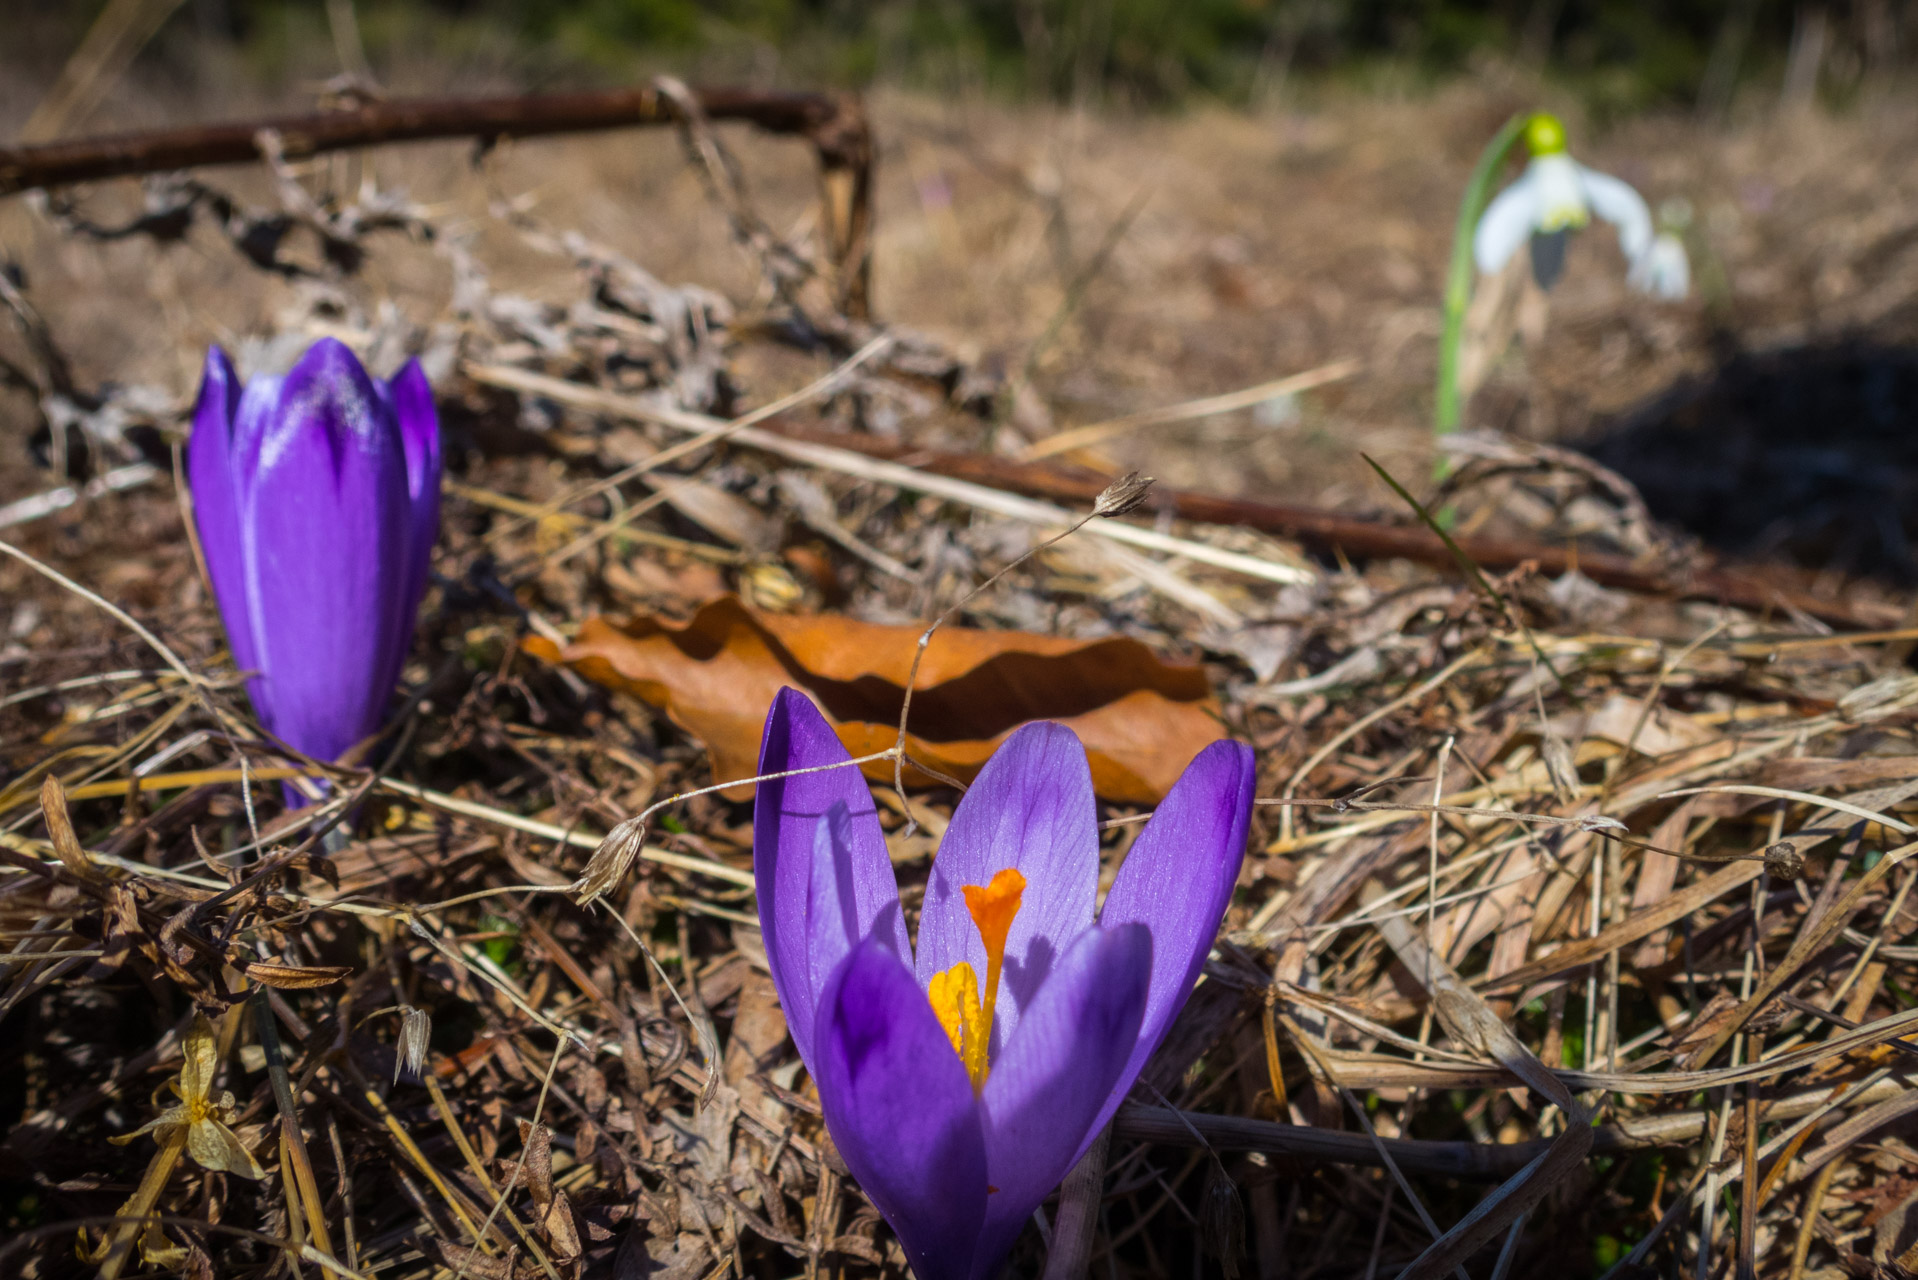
{"left": 1112, "top": 1077, "right": 1910, "bottom": 1181}
{"left": 0, "top": 85, "right": 839, "bottom": 193}
{"left": 464, "top": 363, "right": 1313, "bottom": 590}
{"left": 466, "top": 361, "right": 1898, "bottom": 625}
{"left": 748, "top": 419, "right": 1901, "bottom": 629}
{"left": 0, "top": 83, "right": 873, "bottom": 316}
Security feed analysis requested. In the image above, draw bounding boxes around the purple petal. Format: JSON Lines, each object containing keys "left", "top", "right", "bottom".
{"left": 815, "top": 938, "right": 986, "bottom": 1280}
{"left": 378, "top": 358, "right": 442, "bottom": 701}
{"left": 226, "top": 372, "right": 286, "bottom": 722}
{"left": 974, "top": 923, "right": 1150, "bottom": 1276}
{"left": 808, "top": 800, "right": 908, "bottom": 1018}
{"left": 387, "top": 358, "right": 441, "bottom": 598}
{"left": 915, "top": 721, "right": 1098, "bottom": 1051}
{"left": 242, "top": 339, "right": 410, "bottom": 768}
{"left": 753, "top": 688, "right": 907, "bottom": 1070}
{"left": 1090, "top": 739, "right": 1254, "bottom": 1134}
{"left": 229, "top": 373, "right": 286, "bottom": 472}
{"left": 185, "top": 348, "right": 254, "bottom": 683}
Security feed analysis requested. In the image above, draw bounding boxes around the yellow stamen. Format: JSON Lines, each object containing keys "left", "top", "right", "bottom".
{"left": 963, "top": 868, "right": 1026, "bottom": 1033}
{"left": 924, "top": 867, "right": 1028, "bottom": 1093}
{"left": 928, "top": 962, "right": 990, "bottom": 1088}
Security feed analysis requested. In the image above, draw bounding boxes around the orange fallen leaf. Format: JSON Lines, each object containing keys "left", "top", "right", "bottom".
{"left": 523, "top": 595, "right": 1225, "bottom": 803}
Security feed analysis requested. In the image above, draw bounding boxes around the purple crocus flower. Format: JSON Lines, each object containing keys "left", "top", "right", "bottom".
{"left": 188, "top": 338, "right": 440, "bottom": 796}
{"left": 754, "top": 688, "right": 1254, "bottom": 1280}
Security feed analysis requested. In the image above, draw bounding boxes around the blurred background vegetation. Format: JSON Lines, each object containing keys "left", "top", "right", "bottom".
{"left": 3, "top": 0, "right": 1911, "bottom": 122}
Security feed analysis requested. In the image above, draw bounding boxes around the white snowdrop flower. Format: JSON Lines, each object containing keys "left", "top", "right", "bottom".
{"left": 1628, "top": 197, "right": 1692, "bottom": 300}
{"left": 1473, "top": 114, "right": 1653, "bottom": 290}
{"left": 1630, "top": 232, "right": 1690, "bottom": 299}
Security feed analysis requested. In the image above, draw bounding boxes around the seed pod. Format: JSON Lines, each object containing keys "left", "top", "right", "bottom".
{"left": 574, "top": 815, "right": 649, "bottom": 906}
{"left": 396, "top": 1005, "right": 431, "bottom": 1082}
{"left": 1093, "top": 471, "right": 1154, "bottom": 518}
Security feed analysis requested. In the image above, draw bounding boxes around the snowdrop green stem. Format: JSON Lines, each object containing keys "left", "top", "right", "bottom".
{"left": 1435, "top": 113, "right": 1528, "bottom": 438}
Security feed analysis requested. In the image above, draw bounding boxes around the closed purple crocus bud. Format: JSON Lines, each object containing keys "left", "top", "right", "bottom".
{"left": 754, "top": 689, "right": 1255, "bottom": 1280}
{"left": 188, "top": 339, "right": 441, "bottom": 799}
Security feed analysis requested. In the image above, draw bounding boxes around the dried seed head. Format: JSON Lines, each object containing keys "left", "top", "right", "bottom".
{"left": 574, "top": 816, "right": 648, "bottom": 906}
{"left": 1748, "top": 995, "right": 1792, "bottom": 1035}
{"left": 1093, "top": 472, "right": 1154, "bottom": 518}
{"left": 1540, "top": 729, "right": 1580, "bottom": 803}
{"left": 396, "top": 1005, "right": 431, "bottom": 1082}
{"left": 1764, "top": 840, "right": 1805, "bottom": 879}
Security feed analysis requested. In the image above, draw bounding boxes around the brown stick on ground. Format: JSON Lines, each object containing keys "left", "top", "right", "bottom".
{"left": 0, "top": 84, "right": 873, "bottom": 317}
{"left": 750, "top": 419, "right": 1902, "bottom": 630}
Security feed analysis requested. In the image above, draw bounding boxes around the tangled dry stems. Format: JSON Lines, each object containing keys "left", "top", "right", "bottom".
{"left": 2, "top": 85, "right": 1918, "bottom": 1280}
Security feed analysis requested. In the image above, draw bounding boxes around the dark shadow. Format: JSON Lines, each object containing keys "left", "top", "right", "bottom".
{"left": 1581, "top": 341, "right": 1918, "bottom": 582}
{"left": 999, "top": 933, "right": 1057, "bottom": 1052}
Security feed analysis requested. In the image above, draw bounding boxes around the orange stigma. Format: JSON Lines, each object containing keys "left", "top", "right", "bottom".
{"left": 927, "top": 867, "right": 1027, "bottom": 1093}
{"left": 963, "top": 868, "right": 1026, "bottom": 1031}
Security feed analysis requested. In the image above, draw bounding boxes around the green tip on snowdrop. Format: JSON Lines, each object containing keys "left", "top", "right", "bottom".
{"left": 1524, "top": 112, "right": 1569, "bottom": 156}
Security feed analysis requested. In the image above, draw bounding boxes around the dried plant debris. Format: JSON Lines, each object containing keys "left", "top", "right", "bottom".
{"left": 5, "top": 91, "right": 1918, "bottom": 1280}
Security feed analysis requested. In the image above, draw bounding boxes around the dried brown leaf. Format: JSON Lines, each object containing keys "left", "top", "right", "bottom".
{"left": 519, "top": 1120, "right": 555, "bottom": 1216}
{"left": 524, "top": 594, "right": 1224, "bottom": 802}
{"left": 612, "top": 1227, "right": 710, "bottom": 1280}
{"left": 240, "top": 960, "right": 352, "bottom": 989}
{"left": 91, "top": 882, "right": 148, "bottom": 975}
{"left": 40, "top": 774, "right": 104, "bottom": 886}
{"left": 545, "top": 1189, "right": 583, "bottom": 1262}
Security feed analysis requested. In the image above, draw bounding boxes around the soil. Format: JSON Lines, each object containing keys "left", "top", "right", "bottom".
{"left": 6, "top": 72, "right": 1918, "bottom": 580}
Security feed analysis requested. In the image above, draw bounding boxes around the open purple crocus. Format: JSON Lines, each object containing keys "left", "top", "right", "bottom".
{"left": 188, "top": 338, "right": 440, "bottom": 798}
{"left": 754, "top": 689, "right": 1254, "bottom": 1280}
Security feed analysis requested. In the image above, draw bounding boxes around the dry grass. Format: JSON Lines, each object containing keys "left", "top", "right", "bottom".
{"left": 4, "top": 57, "right": 1918, "bottom": 1280}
